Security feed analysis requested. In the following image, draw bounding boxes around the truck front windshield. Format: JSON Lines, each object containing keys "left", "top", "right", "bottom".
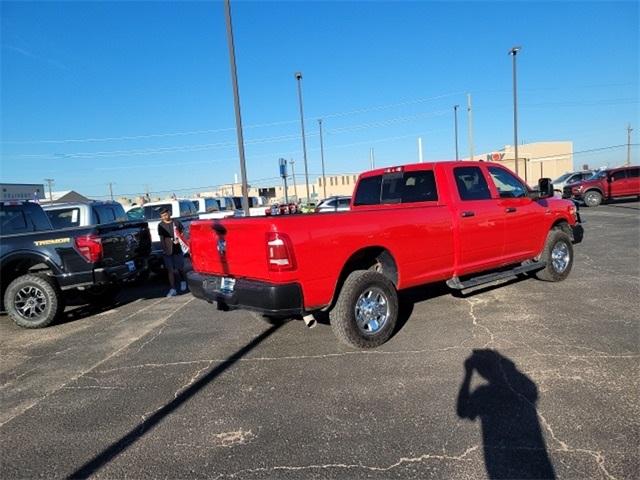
{"left": 552, "top": 173, "right": 571, "bottom": 183}
{"left": 587, "top": 171, "right": 607, "bottom": 180}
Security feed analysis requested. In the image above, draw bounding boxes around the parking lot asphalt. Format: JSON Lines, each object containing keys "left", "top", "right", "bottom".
{"left": 1, "top": 201, "right": 638, "bottom": 479}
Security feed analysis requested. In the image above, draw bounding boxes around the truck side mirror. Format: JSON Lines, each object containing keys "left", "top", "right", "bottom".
{"left": 537, "top": 178, "right": 554, "bottom": 198}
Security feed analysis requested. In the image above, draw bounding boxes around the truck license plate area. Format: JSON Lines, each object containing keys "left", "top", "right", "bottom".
{"left": 126, "top": 260, "right": 136, "bottom": 272}
{"left": 220, "top": 277, "right": 236, "bottom": 293}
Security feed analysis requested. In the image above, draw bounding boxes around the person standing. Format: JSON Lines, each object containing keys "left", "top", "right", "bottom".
{"left": 158, "top": 208, "right": 187, "bottom": 297}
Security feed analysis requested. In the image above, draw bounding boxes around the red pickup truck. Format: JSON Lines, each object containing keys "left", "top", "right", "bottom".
{"left": 188, "top": 161, "right": 582, "bottom": 348}
{"left": 563, "top": 165, "right": 640, "bottom": 207}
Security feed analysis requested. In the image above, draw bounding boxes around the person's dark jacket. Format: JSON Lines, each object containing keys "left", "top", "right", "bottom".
{"left": 157, "top": 219, "right": 184, "bottom": 256}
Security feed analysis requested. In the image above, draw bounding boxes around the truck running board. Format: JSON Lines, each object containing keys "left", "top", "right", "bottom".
{"left": 446, "top": 261, "right": 546, "bottom": 290}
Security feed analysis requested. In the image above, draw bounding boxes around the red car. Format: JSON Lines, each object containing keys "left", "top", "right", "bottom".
{"left": 563, "top": 165, "right": 640, "bottom": 207}
{"left": 188, "top": 161, "right": 582, "bottom": 348}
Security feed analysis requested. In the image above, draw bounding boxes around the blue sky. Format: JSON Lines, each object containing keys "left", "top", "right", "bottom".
{"left": 1, "top": 1, "right": 638, "bottom": 198}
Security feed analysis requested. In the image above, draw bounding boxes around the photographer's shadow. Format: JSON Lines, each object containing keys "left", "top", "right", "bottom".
{"left": 457, "top": 349, "right": 556, "bottom": 479}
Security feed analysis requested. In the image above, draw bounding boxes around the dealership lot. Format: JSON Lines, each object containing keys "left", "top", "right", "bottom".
{"left": 1, "top": 202, "right": 638, "bottom": 479}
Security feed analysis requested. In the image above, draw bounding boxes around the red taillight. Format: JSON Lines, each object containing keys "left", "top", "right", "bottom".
{"left": 75, "top": 234, "right": 103, "bottom": 263}
{"left": 266, "top": 232, "right": 296, "bottom": 271}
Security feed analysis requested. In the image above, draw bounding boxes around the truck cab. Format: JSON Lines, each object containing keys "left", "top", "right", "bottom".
{"left": 42, "top": 201, "right": 127, "bottom": 228}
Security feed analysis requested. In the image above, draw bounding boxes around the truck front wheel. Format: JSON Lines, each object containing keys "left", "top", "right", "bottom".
{"left": 4, "top": 274, "right": 64, "bottom": 328}
{"left": 330, "top": 270, "right": 398, "bottom": 349}
{"left": 535, "top": 229, "right": 574, "bottom": 282}
{"left": 583, "top": 190, "right": 602, "bottom": 207}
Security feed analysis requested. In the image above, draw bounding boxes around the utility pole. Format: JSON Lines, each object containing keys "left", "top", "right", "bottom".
{"left": 453, "top": 105, "right": 459, "bottom": 160}
{"left": 294, "top": 72, "right": 311, "bottom": 203}
{"left": 318, "top": 119, "right": 327, "bottom": 199}
{"left": 224, "top": 0, "right": 250, "bottom": 215}
{"left": 467, "top": 93, "right": 474, "bottom": 161}
{"left": 289, "top": 159, "right": 298, "bottom": 200}
{"left": 418, "top": 137, "right": 424, "bottom": 163}
{"left": 44, "top": 178, "right": 54, "bottom": 202}
{"left": 369, "top": 147, "right": 375, "bottom": 169}
{"left": 108, "top": 182, "right": 114, "bottom": 201}
{"left": 509, "top": 46, "right": 522, "bottom": 175}
{"left": 627, "top": 124, "right": 633, "bottom": 166}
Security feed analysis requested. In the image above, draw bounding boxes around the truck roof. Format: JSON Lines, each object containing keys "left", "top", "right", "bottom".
{"left": 359, "top": 160, "right": 483, "bottom": 179}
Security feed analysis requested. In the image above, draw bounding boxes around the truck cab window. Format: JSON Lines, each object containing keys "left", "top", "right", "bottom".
{"left": 47, "top": 208, "right": 81, "bottom": 228}
{"left": 488, "top": 167, "right": 528, "bottom": 198}
{"left": 0, "top": 206, "right": 29, "bottom": 234}
{"left": 353, "top": 176, "right": 382, "bottom": 206}
{"left": 454, "top": 167, "right": 492, "bottom": 200}
{"left": 611, "top": 171, "right": 627, "bottom": 181}
{"left": 402, "top": 170, "right": 438, "bottom": 203}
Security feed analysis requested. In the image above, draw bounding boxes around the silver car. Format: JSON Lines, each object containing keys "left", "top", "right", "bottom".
{"left": 315, "top": 196, "right": 351, "bottom": 213}
{"left": 552, "top": 170, "right": 593, "bottom": 192}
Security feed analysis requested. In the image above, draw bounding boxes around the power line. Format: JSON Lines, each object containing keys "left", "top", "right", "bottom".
{"left": 1, "top": 91, "right": 463, "bottom": 145}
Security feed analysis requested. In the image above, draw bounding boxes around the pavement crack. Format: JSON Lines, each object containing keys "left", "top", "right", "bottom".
{"left": 465, "top": 298, "right": 495, "bottom": 348}
{"left": 497, "top": 359, "right": 618, "bottom": 480}
{"left": 209, "top": 445, "right": 479, "bottom": 478}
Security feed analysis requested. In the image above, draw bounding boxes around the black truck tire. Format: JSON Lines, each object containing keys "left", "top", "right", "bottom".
{"left": 535, "top": 229, "right": 574, "bottom": 282}
{"left": 583, "top": 190, "right": 602, "bottom": 207}
{"left": 330, "top": 270, "right": 398, "bottom": 349}
{"left": 4, "top": 274, "right": 64, "bottom": 328}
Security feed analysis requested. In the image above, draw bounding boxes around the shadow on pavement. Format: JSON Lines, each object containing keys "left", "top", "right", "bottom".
{"left": 601, "top": 198, "right": 640, "bottom": 210}
{"left": 67, "top": 322, "right": 284, "bottom": 479}
{"left": 457, "top": 349, "right": 556, "bottom": 479}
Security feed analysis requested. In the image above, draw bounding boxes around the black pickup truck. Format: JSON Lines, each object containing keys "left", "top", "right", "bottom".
{"left": 0, "top": 201, "right": 151, "bottom": 328}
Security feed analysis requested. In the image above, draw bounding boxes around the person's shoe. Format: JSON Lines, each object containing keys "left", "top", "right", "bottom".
{"left": 180, "top": 281, "right": 188, "bottom": 292}
{"left": 166, "top": 288, "right": 177, "bottom": 297}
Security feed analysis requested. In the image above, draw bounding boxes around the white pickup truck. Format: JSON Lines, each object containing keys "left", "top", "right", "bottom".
{"left": 190, "top": 197, "right": 236, "bottom": 220}
{"left": 125, "top": 199, "right": 198, "bottom": 272}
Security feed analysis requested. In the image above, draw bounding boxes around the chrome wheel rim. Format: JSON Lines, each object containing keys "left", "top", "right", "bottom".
{"left": 355, "top": 287, "right": 389, "bottom": 335}
{"left": 14, "top": 286, "right": 47, "bottom": 319}
{"left": 551, "top": 241, "right": 570, "bottom": 273}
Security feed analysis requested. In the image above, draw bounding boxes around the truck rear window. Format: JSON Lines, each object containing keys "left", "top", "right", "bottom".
{"left": 354, "top": 171, "right": 438, "bottom": 206}
{"left": 47, "top": 208, "right": 81, "bottom": 228}
{"left": 0, "top": 206, "right": 29, "bottom": 234}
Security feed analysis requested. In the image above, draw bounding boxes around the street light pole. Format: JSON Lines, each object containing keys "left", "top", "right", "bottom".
{"left": 294, "top": 72, "right": 311, "bottom": 203}
{"left": 108, "top": 182, "right": 115, "bottom": 201}
{"left": 509, "top": 46, "right": 522, "bottom": 175}
{"left": 318, "top": 119, "right": 327, "bottom": 199}
{"left": 224, "top": 0, "right": 250, "bottom": 215}
{"left": 289, "top": 159, "right": 298, "bottom": 200}
{"left": 627, "top": 124, "right": 633, "bottom": 166}
{"left": 44, "top": 178, "right": 54, "bottom": 202}
{"left": 454, "top": 105, "right": 459, "bottom": 160}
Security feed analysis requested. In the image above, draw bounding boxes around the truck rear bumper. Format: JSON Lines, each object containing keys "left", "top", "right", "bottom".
{"left": 187, "top": 271, "right": 303, "bottom": 316}
{"left": 56, "top": 258, "right": 148, "bottom": 289}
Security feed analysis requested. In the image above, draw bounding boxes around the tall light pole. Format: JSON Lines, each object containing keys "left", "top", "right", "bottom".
{"left": 467, "top": 93, "right": 474, "bottom": 161}
{"left": 318, "top": 119, "right": 327, "bottom": 199}
{"left": 294, "top": 72, "right": 311, "bottom": 203}
{"left": 509, "top": 46, "right": 522, "bottom": 175}
{"left": 44, "top": 178, "right": 54, "bottom": 202}
{"left": 627, "top": 124, "right": 633, "bottom": 166}
{"left": 108, "top": 182, "right": 115, "bottom": 201}
{"left": 224, "top": 0, "right": 250, "bottom": 215}
{"left": 289, "top": 159, "right": 298, "bottom": 200}
{"left": 453, "top": 105, "right": 460, "bottom": 160}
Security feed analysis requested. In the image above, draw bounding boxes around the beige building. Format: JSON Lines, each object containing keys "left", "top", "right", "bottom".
{"left": 471, "top": 141, "right": 574, "bottom": 185}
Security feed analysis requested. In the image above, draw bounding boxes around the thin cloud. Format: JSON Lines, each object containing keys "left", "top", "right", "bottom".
{"left": 3, "top": 44, "right": 67, "bottom": 70}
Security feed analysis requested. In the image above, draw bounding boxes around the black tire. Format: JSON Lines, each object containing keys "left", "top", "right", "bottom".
{"left": 4, "top": 274, "right": 64, "bottom": 328}
{"left": 330, "top": 270, "right": 398, "bottom": 349}
{"left": 535, "top": 229, "right": 574, "bottom": 282}
{"left": 82, "top": 284, "right": 121, "bottom": 305}
{"left": 583, "top": 190, "right": 602, "bottom": 207}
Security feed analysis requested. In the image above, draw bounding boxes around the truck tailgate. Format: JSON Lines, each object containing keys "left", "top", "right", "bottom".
{"left": 190, "top": 219, "right": 271, "bottom": 279}
{"left": 97, "top": 221, "right": 152, "bottom": 266}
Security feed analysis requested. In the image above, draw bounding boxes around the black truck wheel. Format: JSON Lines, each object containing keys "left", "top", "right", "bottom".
{"left": 535, "top": 229, "right": 574, "bottom": 282}
{"left": 330, "top": 270, "right": 398, "bottom": 349}
{"left": 4, "top": 274, "right": 64, "bottom": 328}
{"left": 583, "top": 190, "right": 602, "bottom": 207}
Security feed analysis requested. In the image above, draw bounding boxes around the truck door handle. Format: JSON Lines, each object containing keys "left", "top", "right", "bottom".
{"left": 505, "top": 207, "right": 517, "bottom": 213}
{"left": 461, "top": 211, "right": 475, "bottom": 218}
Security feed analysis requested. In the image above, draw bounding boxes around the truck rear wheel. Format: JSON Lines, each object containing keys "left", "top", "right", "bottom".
{"left": 583, "top": 190, "right": 602, "bottom": 207}
{"left": 535, "top": 229, "right": 574, "bottom": 282}
{"left": 4, "top": 274, "right": 64, "bottom": 328}
{"left": 330, "top": 270, "right": 398, "bottom": 349}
